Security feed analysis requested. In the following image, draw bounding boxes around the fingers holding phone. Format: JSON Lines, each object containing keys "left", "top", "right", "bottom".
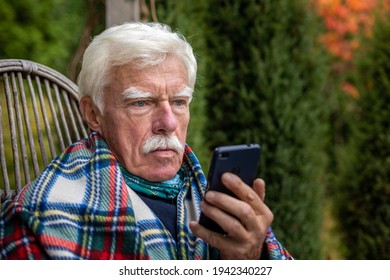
{"left": 198, "top": 144, "right": 261, "bottom": 234}
{"left": 220, "top": 173, "right": 271, "bottom": 219}
{"left": 216, "top": 173, "right": 273, "bottom": 234}
{"left": 190, "top": 173, "right": 273, "bottom": 259}
{"left": 190, "top": 144, "right": 274, "bottom": 259}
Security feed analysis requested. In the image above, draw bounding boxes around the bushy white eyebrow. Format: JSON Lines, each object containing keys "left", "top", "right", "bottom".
{"left": 174, "top": 86, "right": 193, "bottom": 103}
{"left": 121, "top": 87, "right": 153, "bottom": 100}
{"left": 120, "top": 86, "right": 193, "bottom": 102}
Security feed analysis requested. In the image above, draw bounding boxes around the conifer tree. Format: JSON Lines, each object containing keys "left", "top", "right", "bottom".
{"left": 200, "top": 0, "right": 331, "bottom": 259}
{"left": 335, "top": 10, "right": 390, "bottom": 259}
{"left": 0, "top": 0, "right": 91, "bottom": 75}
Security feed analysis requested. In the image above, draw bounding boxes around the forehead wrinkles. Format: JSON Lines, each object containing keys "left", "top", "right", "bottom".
{"left": 111, "top": 57, "right": 189, "bottom": 99}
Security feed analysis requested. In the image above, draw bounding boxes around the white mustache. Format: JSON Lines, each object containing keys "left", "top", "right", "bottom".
{"left": 143, "top": 135, "right": 184, "bottom": 154}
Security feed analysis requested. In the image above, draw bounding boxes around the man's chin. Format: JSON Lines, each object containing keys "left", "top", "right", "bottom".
{"left": 125, "top": 152, "right": 183, "bottom": 182}
{"left": 143, "top": 160, "right": 182, "bottom": 182}
{"left": 145, "top": 169, "right": 179, "bottom": 182}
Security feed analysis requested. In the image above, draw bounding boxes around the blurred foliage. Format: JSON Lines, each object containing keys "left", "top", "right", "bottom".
{"left": 0, "top": 0, "right": 89, "bottom": 75}
{"left": 178, "top": 0, "right": 332, "bottom": 259}
{"left": 314, "top": 0, "right": 390, "bottom": 96}
{"left": 314, "top": 0, "right": 390, "bottom": 259}
{"left": 316, "top": 0, "right": 380, "bottom": 65}
{"left": 334, "top": 9, "right": 390, "bottom": 259}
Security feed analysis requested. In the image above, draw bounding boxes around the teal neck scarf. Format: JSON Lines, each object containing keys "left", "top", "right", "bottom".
{"left": 120, "top": 165, "right": 184, "bottom": 199}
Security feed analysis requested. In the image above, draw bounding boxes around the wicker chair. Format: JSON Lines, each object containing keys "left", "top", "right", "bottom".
{"left": 0, "top": 59, "right": 88, "bottom": 203}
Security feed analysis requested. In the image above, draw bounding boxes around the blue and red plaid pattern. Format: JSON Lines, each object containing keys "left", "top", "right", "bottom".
{"left": 0, "top": 132, "right": 292, "bottom": 260}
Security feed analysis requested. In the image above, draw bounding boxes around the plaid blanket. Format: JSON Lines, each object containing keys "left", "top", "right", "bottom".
{"left": 0, "top": 132, "right": 292, "bottom": 260}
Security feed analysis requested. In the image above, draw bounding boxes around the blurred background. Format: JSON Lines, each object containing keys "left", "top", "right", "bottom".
{"left": 0, "top": 0, "right": 389, "bottom": 260}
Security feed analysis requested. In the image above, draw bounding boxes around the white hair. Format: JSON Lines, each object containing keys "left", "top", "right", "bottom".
{"left": 77, "top": 22, "right": 197, "bottom": 112}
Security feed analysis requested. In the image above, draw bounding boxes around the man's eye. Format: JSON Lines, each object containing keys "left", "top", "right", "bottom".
{"left": 134, "top": 101, "right": 146, "bottom": 107}
{"left": 173, "top": 100, "right": 186, "bottom": 106}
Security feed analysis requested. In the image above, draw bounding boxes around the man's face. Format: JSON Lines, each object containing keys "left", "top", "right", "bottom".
{"left": 95, "top": 56, "right": 191, "bottom": 182}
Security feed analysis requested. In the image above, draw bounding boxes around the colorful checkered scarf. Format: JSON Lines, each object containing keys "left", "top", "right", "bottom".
{"left": 0, "top": 132, "right": 292, "bottom": 260}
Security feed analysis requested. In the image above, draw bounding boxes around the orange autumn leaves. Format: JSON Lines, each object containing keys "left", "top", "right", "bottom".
{"left": 314, "top": 0, "right": 390, "bottom": 97}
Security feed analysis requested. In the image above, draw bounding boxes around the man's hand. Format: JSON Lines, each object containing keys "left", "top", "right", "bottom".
{"left": 189, "top": 172, "right": 273, "bottom": 259}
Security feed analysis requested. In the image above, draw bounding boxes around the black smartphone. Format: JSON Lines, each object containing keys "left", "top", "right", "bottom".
{"left": 198, "top": 144, "right": 261, "bottom": 234}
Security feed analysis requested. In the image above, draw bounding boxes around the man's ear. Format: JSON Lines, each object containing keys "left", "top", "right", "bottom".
{"left": 79, "top": 96, "right": 102, "bottom": 133}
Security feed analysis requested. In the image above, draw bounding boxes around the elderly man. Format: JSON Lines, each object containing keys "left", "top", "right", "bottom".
{"left": 0, "top": 22, "right": 291, "bottom": 260}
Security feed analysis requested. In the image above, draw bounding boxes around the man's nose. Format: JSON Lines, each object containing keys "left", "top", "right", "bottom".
{"left": 152, "top": 102, "right": 178, "bottom": 135}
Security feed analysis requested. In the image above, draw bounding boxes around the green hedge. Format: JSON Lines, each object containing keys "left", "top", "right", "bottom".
{"left": 0, "top": 0, "right": 89, "bottom": 75}
{"left": 334, "top": 11, "right": 390, "bottom": 259}
{"left": 197, "top": 0, "right": 331, "bottom": 259}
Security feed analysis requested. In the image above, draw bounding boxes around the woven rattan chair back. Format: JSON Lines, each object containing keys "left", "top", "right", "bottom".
{"left": 0, "top": 59, "right": 88, "bottom": 203}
